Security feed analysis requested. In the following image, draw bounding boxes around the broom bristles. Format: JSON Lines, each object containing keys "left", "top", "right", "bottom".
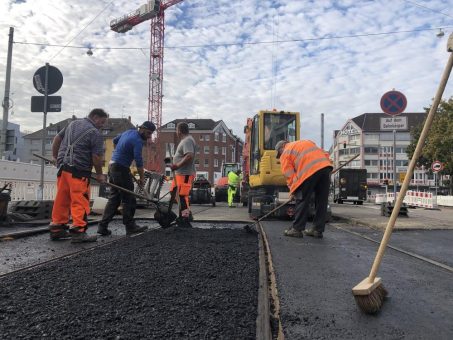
{"left": 353, "top": 284, "right": 388, "bottom": 314}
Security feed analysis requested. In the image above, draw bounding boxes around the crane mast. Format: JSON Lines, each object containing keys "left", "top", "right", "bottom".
{"left": 110, "top": 0, "right": 184, "bottom": 171}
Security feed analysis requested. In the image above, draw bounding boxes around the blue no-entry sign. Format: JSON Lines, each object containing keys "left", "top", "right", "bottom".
{"left": 380, "top": 90, "right": 407, "bottom": 116}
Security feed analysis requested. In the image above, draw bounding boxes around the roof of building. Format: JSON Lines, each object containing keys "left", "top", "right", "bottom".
{"left": 351, "top": 112, "right": 426, "bottom": 132}
{"left": 162, "top": 119, "right": 219, "bottom": 131}
{"left": 23, "top": 116, "right": 135, "bottom": 139}
{"left": 162, "top": 118, "right": 243, "bottom": 143}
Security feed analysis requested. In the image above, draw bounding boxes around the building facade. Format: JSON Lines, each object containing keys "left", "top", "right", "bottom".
{"left": 159, "top": 119, "right": 243, "bottom": 184}
{"left": 23, "top": 116, "right": 135, "bottom": 172}
{"left": 0, "top": 120, "right": 26, "bottom": 161}
{"left": 332, "top": 112, "right": 431, "bottom": 195}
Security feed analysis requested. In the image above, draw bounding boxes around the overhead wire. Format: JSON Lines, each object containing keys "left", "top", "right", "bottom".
{"left": 14, "top": 26, "right": 453, "bottom": 52}
{"left": 49, "top": 0, "right": 115, "bottom": 61}
{"left": 401, "top": 0, "right": 453, "bottom": 20}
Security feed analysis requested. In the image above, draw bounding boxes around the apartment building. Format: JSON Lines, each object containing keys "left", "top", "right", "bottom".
{"left": 332, "top": 112, "right": 428, "bottom": 195}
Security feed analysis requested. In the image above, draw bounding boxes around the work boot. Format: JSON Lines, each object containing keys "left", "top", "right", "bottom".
{"left": 49, "top": 224, "right": 70, "bottom": 241}
{"left": 304, "top": 228, "right": 323, "bottom": 239}
{"left": 126, "top": 224, "right": 148, "bottom": 235}
{"left": 284, "top": 227, "right": 303, "bottom": 238}
{"left": 97, "top": 224, "right": 112, "bottom": 236}
{"left": 70, "top": 228, "right": 97, "bottom": 243}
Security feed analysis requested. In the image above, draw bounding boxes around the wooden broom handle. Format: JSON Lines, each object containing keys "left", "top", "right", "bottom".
{"left": 368, "top": 50, "right": 453, "bottom": 282}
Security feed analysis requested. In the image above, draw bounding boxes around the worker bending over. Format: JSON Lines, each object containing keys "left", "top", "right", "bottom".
{"left": 275, "top": 139, "right": 333, "bottom": 239}
{"left": 227, "top": 169, "right": 241, "bottom": 207}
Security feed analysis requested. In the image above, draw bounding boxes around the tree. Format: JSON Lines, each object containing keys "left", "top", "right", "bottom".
{"left": 407, "top": 97, "right": 453, "bottom": 194}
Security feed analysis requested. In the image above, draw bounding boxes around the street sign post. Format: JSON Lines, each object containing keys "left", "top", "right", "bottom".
{"left": 31, "top": 96, "right": 62, "bottom": 112}
{"left": 380, "top": 90, "right": 407, "bottom": 199}
{"left": 431, "top": 161, "right": 444, "bottom": 173}
{"left": 33, "top": 65, "right": 63, "bottom": 95}
{"left": 380, "top": 90, "right": 407, "bottom": 116}
{"left": 32, "top": 63, "right": 63, "bottom": 200}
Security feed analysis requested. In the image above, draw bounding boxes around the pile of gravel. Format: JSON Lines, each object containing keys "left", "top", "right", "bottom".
{"left": 0, "top": 227, "right": 259, "bottom": 339}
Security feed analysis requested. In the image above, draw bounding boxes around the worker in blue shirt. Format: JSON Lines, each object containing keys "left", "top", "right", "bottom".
{"left": 97, "top": 121, "right": 155, "bottom": 236}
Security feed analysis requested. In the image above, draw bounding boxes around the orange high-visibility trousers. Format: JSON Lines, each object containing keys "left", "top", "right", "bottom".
{"left": 170, "top": 174, "right": 194, "bottom": 213}
{"left": 51, "top": 170, "right": 91, "bottom": 229}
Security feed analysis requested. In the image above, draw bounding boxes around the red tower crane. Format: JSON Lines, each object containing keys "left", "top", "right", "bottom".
{"left": 110, "top": 0, "right": 184, "bottom": 171}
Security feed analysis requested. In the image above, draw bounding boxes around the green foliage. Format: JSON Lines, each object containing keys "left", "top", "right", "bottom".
{"left": 407, "top": 97, "right": 453, "bottom": 192}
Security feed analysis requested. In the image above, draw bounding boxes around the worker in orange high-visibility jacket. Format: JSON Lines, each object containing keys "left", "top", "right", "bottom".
{"left": 275, "top": 139, "right": 333, "bottom": 239}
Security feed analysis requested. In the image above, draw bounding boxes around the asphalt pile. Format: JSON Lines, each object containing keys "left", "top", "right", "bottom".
{"left": 0, "top": 227, "right": 259, "bottom": 339}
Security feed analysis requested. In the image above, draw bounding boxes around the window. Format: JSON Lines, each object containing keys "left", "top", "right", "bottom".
{"left": 195, "top": 159, "right": 200, "bottom": 168}
{"left": 47, "top": 130, "right": 57, "bottom": 136}
{"left": 395, "top": 147, "right": 407, "bottom": 154}
{"left": 396, "top": 133, "right": 410, "bottom": 141}
{"left": 396, "top": 160, "right": 408, "bottom": 167}
{"left": 102, "top": 129, "right": 110, "bottom": 135}
{"left": 167, "top": 123, "right": 175, "bottom": 128}
{"left": 204, "top": 146, "right": 209, "bottom": 154}
{"left": 349, "top": 134, "right": 360, "bottom": 141}
{"left": 214, "top": 146, "right": 219, "bottom": 154}
{"left": 222, "top": 133, "right": 226, "bottom": 142}
{"left": 214, "top": 159, "right": 219, "bottom": 167}
{"left": 222, "top": 146, "right": 226, "bottom": 155}
{"left": 215, "top": 132, "right": 219, "bottom": 141}
{"left": 204, "top": 135, "right": 210, "bottom": 141}
{"left": 350, "top": 147, "right": 360, "bottom": 155}
{"left": 367, "top": 172, "right": 379, "bottom": 179}
{"left": 199, "top": 135, "right": 204, "bottom": 141}
{"left": 204, "top": 158, "right": 209, "bottom": 167}
{"left": 364, "top": 160, "right": 378, "bottom": 166}
{"left": 188, "top": 123, "right": 195, "bottom": 129}
{"left": 364, "top": 147, "right": 379, "bottom": 154}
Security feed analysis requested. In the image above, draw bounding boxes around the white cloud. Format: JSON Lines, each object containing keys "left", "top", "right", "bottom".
{"left": 0, "top": 0, "right": 452, "bottom": 145}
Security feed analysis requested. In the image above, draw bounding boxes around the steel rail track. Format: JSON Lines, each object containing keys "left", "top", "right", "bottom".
{"left": 332, "top": 224, "right": 453, "bottom": 274}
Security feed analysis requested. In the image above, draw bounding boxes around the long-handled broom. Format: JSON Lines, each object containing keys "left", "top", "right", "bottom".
{"left": 352, "top": 34, "right": 453, "bottom": 314}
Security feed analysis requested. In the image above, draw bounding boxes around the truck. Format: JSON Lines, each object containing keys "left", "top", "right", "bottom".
{"left": 333, "top": 168, "right": 367, "bottom": 205}
{"left": 241, "top": 110, "right": 300, "bottom": 219}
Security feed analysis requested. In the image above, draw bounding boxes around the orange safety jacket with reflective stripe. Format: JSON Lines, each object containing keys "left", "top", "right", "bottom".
{"left": 280, "top": 140, "right": 333, "bottom": 194}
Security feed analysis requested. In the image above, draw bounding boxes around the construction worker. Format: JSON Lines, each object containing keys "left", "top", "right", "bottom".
{"left": 227, "top": 169, "right": 241, "bottom": 207}
{"left": 97, "top": 121, "right": 156, "bottom": 236}
{"left": 275, "top": 139, "right": 333, "bottom": 239}
{"left": 168, "top": 122, "right": 197, "bottom": 224}
{"left": 49, "top": 108, "right": 108, "bottom": 243}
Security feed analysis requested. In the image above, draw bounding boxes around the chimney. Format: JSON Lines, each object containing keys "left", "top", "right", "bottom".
{"left": 128, "top": 116, "right": 131, "bottom": 122}
{"left": 72, "top": 115, "right": 76, "bottom": 120}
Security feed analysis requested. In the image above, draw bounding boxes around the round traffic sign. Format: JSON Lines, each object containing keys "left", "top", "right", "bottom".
{"left": 380, "top": 90, "right": 407, "bottom": 116}
{"left": 431, "top": 161, "right": 443, "bottom": 173}
{"left": 33, "top": 65, "right": 63, "bottom": 95}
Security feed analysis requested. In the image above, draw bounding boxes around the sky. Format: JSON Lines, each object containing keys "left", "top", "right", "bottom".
{"left": 1, "top": 0, "right": 453, "bottom": 148}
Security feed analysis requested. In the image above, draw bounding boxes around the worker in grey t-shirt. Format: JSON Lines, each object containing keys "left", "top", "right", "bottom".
{"left": 168, "top": 122, "right": 197, "bottom": 225}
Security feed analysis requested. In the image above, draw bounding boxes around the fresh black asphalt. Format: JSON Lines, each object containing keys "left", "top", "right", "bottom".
{"left": 0, "top": 223, "right": 259, "bottom": 339}
{"left": 262, "top": 220, "right": 453, "bottom": 339}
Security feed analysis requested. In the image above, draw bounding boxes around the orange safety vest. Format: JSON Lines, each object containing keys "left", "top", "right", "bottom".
{"left": 280, "top": 140, "right": 333, "bottom": 193}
